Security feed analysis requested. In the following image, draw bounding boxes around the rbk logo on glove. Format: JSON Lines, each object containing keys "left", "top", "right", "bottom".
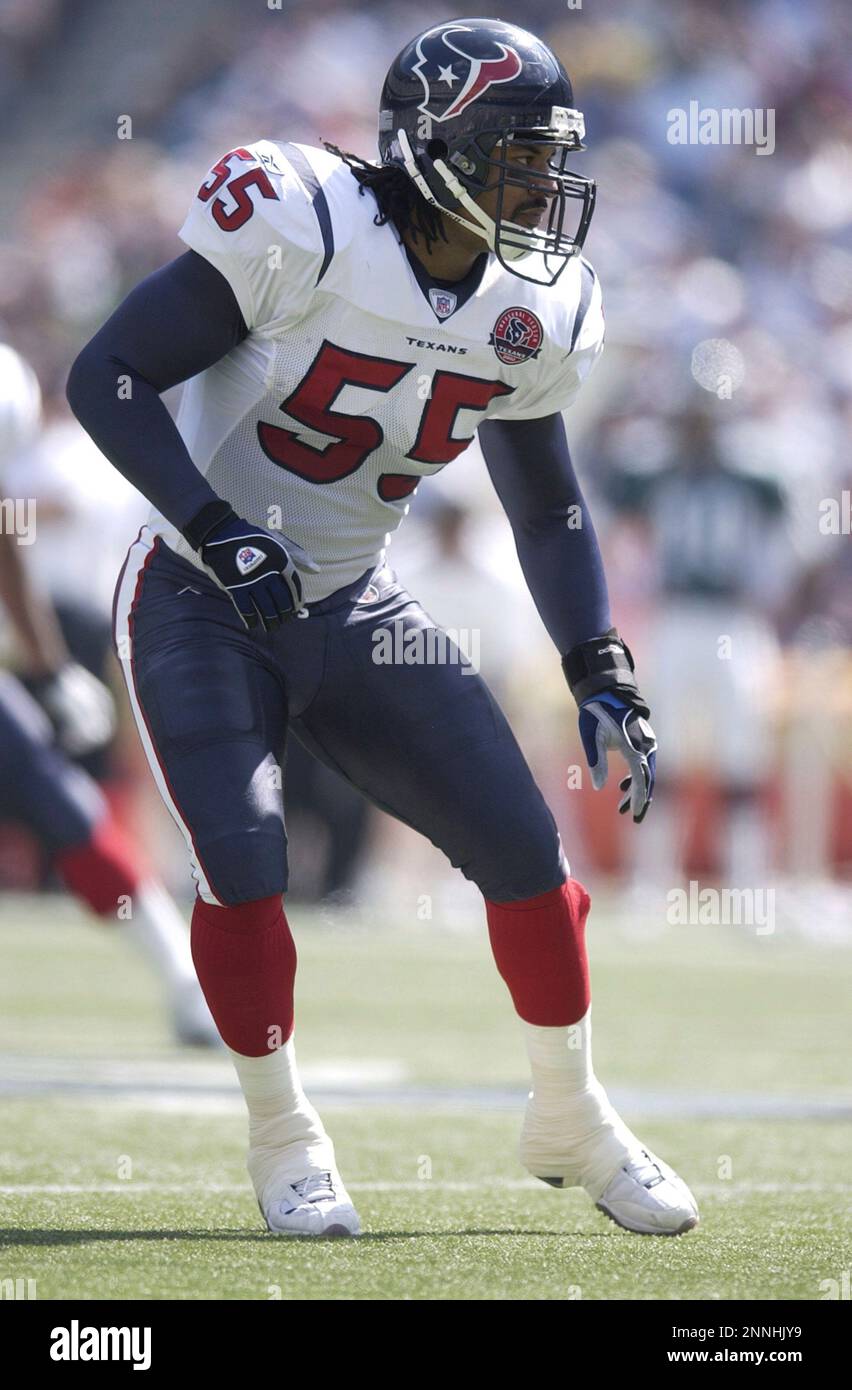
{"left": 236, "top": 545, "right": 266, "bottom": 576}
{"left": 189, "top": 506, "right": 319, "bottom": 634}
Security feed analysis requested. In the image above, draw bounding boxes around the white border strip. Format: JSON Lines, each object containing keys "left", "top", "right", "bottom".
{"left": 113, "top": 526, "right": 223, "bottom": 905}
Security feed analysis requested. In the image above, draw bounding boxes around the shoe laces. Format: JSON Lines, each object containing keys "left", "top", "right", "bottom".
{"left": 290, "top": 1171, "right": 337, "bottom": 1205}
{"left": 623, "top": 1151, "right": 665, "bottom": 1189}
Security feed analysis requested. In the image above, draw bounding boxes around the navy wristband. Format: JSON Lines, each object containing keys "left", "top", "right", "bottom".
{"left": 182, "top": 500, "right": 237, "bottom": 552}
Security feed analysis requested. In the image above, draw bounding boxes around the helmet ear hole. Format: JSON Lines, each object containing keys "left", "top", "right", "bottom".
{"left": 426, "top": 138, "right": 448, "bottom": 160}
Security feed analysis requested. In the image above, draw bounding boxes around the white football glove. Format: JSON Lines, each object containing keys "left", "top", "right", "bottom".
{"left": 37, "top": 662, "right": 117, "bottom": 756}
{"left": 578, "top": 691, "right": 657, "bottom": 823}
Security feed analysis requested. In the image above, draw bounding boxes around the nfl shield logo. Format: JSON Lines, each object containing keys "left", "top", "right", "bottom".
{"left": 429, "top": 287, "right": 457, "bottom": 319}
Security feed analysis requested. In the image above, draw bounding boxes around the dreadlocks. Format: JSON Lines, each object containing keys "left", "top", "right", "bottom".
{"left": 322, "top": 142, "right": 449, "bottom": 253}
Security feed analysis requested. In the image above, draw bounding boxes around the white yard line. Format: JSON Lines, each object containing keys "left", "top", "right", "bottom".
{"left": 0, "top": 1055, "right": 406, "bottom": 1087}
{"left": 1, "top": 1181, "right": 850, "bottom": 1196}
{"left": 1, "top": 1054, "right": 850, "bottom": 1119}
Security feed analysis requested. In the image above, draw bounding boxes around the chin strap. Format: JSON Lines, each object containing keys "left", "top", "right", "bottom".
{"left": 397, "top": 129, "right": 488, "bottom": 244}
{"left": 432, "top": 155, "right": 540, "bottom": 261}
{"left": 397, "top": 128, "right": 536, "bottom": 263}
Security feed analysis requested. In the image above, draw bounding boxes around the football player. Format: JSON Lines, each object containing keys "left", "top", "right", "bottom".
{"left": 0, "top": 343, "right": 218, "bottom": 1047}
{"left": 606, "top": 407, "right": 789, "bottom": 888}
{"left": 67, "top": 19, "right": 698, "bottom": 1236}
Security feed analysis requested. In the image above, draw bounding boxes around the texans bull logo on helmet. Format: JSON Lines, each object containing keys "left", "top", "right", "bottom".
{"left": 412, "top": 23, "right": 523, "bottom": 123}
{"left": 377, "top": 17, "right": 597, "bottom": 286}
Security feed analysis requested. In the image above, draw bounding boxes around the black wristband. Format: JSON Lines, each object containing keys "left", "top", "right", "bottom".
{"left": 562, "top": 627, "right": 648, "bottom": 711}
{"left": 181, "top": 499, "right": 237, "bottom": 552}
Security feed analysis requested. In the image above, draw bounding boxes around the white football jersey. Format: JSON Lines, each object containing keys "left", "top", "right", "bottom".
{"left": 152, "top": 141, "right": 605, "bottom": 602}
{"left": 0, "top": 343, "right": 41, "bottom": 481}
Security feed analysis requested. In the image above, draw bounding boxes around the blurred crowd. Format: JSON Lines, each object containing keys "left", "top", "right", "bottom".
{"left": 1, "top": 0, "right": 850, "bottom": 918}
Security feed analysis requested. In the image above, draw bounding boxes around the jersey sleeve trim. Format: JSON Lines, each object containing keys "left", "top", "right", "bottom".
{"left": 177, "top": 224, "right": 256, "bottom": 328}
{"left": 278, "top": 143, "right": 335, "bottom": 285}
{"left": 569, "top": 259, "right": 597, "bottom": 353}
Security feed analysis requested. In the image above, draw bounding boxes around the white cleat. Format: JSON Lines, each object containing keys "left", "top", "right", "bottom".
{"left": 260, "top": 1169, "right": 361, "bottom": 1237}
{"left": 261, "top": 1169, "right": 361, "bottom": 1238}
{"left": 248, "top": 1146, "right": 361, "bottom": 1238}
{"left": 520, "top": 1083, "right": 699, "bottom": 1236}
{"left": 594, "top": 1148, "right": 699, "bottom": 1237}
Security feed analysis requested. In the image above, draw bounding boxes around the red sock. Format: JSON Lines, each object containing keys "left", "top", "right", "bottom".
{"left": 54, "top": 817, "right": 140, "bottom": 917}
{"left": 191, "top": 895, "right": 296, "bottom": 1056}
{"left": 485, "top": 878, "right": 591, "bottom": 1026}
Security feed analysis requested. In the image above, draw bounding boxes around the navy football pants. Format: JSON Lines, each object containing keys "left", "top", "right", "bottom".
{"left": 114, "top": 529, "right": 566, "bottom": 906}
{"left": 0, "top": 672, "right": 104, "bottom": 850}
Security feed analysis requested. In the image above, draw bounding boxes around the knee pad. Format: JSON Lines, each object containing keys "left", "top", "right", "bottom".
{"left": 194, "top": 830, "right": 288, "bottom": 907}
{"left": 465, "top": 807, "right": 567, "bottom": 903}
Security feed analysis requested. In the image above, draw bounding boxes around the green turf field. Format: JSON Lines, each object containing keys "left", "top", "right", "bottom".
{"left": 1, "top": 893, "right": 850, "bottom": 1300}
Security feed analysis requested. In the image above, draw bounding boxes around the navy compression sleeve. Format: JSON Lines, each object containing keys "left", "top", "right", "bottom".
{"left": 478, "top": 412, "right": 611, "bottom": 654}
{"left": 66, "top": 250, "right": 248, "bottom": 534}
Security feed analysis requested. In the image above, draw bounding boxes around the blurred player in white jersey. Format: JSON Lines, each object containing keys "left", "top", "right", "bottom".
{"left": 0, "top": 343, "right": 218, "bottom": 1046}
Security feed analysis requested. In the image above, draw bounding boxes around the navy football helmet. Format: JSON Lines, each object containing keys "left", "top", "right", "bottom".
{"left": 378, "top": 17, "right": 595, "bottom": 287}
